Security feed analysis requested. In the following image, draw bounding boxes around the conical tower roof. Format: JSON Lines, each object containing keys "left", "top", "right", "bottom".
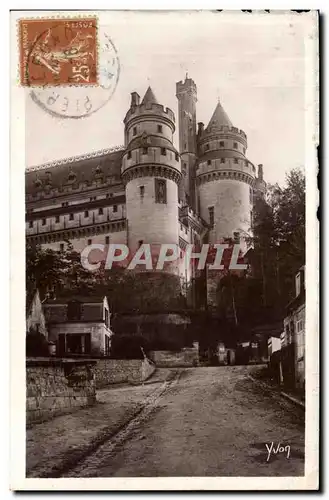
{"left": 141, "top": 86, "right": 159, "bottom": 105}
{"left": 206, "top": 100, "right": 233, "bottom": 131}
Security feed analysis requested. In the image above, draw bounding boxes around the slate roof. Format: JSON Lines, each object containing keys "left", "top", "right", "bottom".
{"left": 141, "top": 86, "right": 158, "bottom": 105}
{"left": 26, "top": 148, "right": 125, "bottom": 195}
{"left": 206, "top": 100, "right": 233, "bottom": 132}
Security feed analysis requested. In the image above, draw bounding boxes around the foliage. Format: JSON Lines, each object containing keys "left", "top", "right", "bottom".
{"left": 215, "top": 168, "right": 305, "bottom": 328}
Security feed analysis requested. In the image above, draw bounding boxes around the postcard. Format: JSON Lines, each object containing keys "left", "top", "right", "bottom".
{"left": 10, "top": 9, "right": 319, "bottom": 491}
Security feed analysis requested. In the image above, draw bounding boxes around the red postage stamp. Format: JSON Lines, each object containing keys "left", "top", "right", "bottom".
{"left": 19, "top": 18, "right": 98, "bottom": 87}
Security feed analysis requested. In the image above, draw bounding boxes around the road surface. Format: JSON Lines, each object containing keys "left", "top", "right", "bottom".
{"left": 66, "top": 366, "right": 304, "bottom": 477}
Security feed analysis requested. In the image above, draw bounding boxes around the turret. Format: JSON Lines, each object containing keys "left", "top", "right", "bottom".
{"left": 176, "top": 75, "right": 197, "bottom": 209}
{"left": 196, "top": 98, "right": 256, "bottom": 251}
{"left": 122, "top": 86, "right": 181, "bottom": 273}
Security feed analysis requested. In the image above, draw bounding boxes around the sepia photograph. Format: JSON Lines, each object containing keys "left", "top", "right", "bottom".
{"left": 10, "top": 9, "right": 319, "bottom": 491}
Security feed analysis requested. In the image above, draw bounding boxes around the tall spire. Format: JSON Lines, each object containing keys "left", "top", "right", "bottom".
{"left": 141, "top": 86, "right": 158, "bottom": 105}
{"left": 206, "top": 100, "right": 233, "bottom": 131}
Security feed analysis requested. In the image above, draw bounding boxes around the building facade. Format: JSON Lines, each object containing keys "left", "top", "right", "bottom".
{"left": 26, "top": 76, "right": 266, "bottom": 304}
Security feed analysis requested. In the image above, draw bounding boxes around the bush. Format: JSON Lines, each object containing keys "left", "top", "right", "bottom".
{"left": 26, "top": 330, "right": 49, "bottom": 357}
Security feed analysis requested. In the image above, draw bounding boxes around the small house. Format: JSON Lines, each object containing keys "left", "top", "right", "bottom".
{"left": 43, "top": 295, "right": 114, "bottom": 356}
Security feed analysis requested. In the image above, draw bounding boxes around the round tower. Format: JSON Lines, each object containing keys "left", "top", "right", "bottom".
{"left": 176, "top": 75, "right": 197, "bottom": 209}
{"left": 122, "top": 87, "right": 182, "bottom": 272}
{"left": 196, "top": 99, "right": 256, "bottom": 250}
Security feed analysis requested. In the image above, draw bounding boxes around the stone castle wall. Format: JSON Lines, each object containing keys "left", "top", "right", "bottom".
{"left": 94, "top": 357, "right": 155, "bottom": 388}
{"left": 26, "top": 358, "right": 96, "bottom": 425}
{"left": 150, "top": 346, "right": 199, "bottom": 367}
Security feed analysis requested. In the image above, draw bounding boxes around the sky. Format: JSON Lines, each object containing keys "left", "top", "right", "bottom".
{"left": 25, "top": 11, "right": 310, "bottom": 185}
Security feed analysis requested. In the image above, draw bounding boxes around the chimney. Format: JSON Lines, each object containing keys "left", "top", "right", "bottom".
{"left": 130, "top": 92, "right": 140, "bottom": 107}
{"left": 197, "top": 122, "right": 204, "bottom": 135}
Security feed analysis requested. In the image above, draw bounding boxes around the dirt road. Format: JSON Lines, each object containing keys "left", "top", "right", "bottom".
{"left": 65, "top": 366, "right": 304, "bottom": 477}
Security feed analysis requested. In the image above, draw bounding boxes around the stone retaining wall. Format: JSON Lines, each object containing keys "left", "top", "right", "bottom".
{"left": 94, "top": 357, "right": 155, "bottom": 388}
{"left": 150, "top": 347, "right": 199, "bottom": 367}
{"left": 26, "top": 358, "right": 97, "bottom": 425}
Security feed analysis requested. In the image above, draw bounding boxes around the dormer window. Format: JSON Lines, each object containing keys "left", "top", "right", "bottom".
{"left": 34, "top": 178, "right": 42, "bottom": 188}
{"left": 68, "top": 171, "right": 76, "bottom": 182}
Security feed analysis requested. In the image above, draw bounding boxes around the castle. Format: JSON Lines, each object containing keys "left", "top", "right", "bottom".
{"left": 26, "top": 76, "right": 266, "bottom": 307}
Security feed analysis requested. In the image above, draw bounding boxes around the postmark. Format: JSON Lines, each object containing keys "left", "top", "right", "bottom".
{"left": 19, "top": 18, "right": 98, "bottom": 87}
{"left": 28, "top": 28, "right": 120, "bottom": 119}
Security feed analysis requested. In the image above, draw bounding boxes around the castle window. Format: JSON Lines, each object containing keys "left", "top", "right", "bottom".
{"left": 243, "top": 147, "right": 246, "bottom": 154}
{"left": 175, "top": 153, "right": 179, "bottom": 161}
{"left": 140, "top": 185, "right": 145, "bottom": 198}
{"left": 249, "top": 187, "right": 253, "bottom": 204}
{"left": 161, "top": 148, "right": 166, "bottom": 156}
{"left": 88, "top": 239, "right": 92, "bottom": 245}
{"left": 127, "top": 151, "right": 132, "bottom": 159}
{"left": 138, "top": 240, "right": 144, "bottom": 248}
{"left": 69, "top": 213, "right": 74, "bottom": 220}
{"left": 157, "top": 125, "right": 162, "bottom": 133}
{"left": 208, "top": 207, "right": 214, "bottom": 229}
{"left": 234, "top": 158, "right": 239, "bottom": 164}
{"left": 233, "top": 231, "right": 240, "bottom": 243}
{"left": 233, "top": 142, "right": 238, "bottom": 149}
{"left": 205, "top": 144, "right": 210, "bottom": 151}
{"left": 99, "top": 207, "right": 103, "bottom": 215}
{"left": 60, "top": 243, "right": 64, "bottom": 252}
{"left": 133, "top": 126, "right": 137, "bottom": 136}
{"left": 142, "top": 147, "right": 148, "bottom": 155}
{"left": 220, "top": 158, "right": 225, "bottom": 163}
{"left": 155, "top": 178, "right": 167, "bottom": 204}
{"left": 105, "top": 236, "right": 110, "bottom": 245}
{"left": 55, "top": 215, "right": 60, "bottom": 223}
{"left": 184, "top": 142, "right": 187, "bottom": 150}
{"left": 62, "top": 202, "right": 69, "bottom": 207}
{"left": 42, "top": 218, "right": 46, "bottom": 225}
{"left": 113, "top": 205, "right": 118, "bottom": 212}
{"left": 220, "top": 141, "right": 224, "bottom": 148}
{"left": 207, "top": 159, "right": 211, "bottom": 165}
{"left": 29, "top": 221, "right": 33, "bottom": 228}
{"left": 84, "top": 210, "right": 89, "bottom": 217}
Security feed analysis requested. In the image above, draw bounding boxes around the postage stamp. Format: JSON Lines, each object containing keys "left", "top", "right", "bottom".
{"left": 29, "top": 30, "right": 120, "bottom": 119}
{"left": 19, "top": 18, "right": 98, "bottom": 87}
